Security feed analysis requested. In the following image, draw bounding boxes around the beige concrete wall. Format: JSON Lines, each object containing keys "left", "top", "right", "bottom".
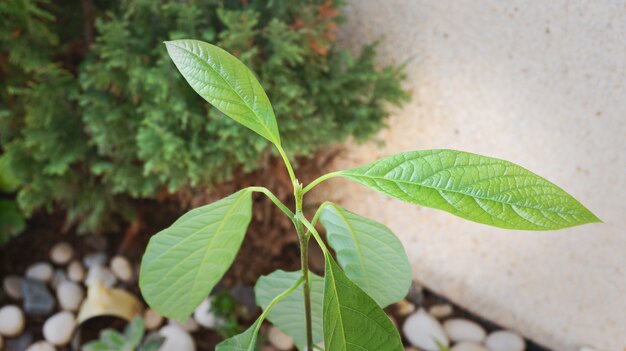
{"left": 316, "top": 1, "right": 626, "bottom": 350}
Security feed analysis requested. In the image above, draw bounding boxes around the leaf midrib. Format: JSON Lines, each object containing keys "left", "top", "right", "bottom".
{"left": 342, "top": 172, "right": 587, "bottom": 217}
{"left": 170, "top": 41, "right": 279, "bottom": 145}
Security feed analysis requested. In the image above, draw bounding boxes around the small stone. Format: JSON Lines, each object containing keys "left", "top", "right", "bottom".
{"left": 25, "top": 262, "right": 53, "bottom": 283}
{"left": 168, "top": 318, "right": 200, "bottom": 333}
{"left": 144, "top": 309, "right": 164, "bottom": 330}
{"left": 3, "top": 329, "right": 33, "bottom": 350}
{"left": 443, "top": 319, "right": 486, "bottom": 343}
{"left": 3, "top": 275, "right": 23, "bottom": 300}
{"left": 485, "top": 330, "right": 525, "bottom": 351}
{"left": 50, "top": 269, "right": 69, "bottom": 290}
{"left": 67, "top": 261, "right": 85, "bottom": 282}
{"left": 183, "top": 318, "right": 199, "bottom": 333}
{"left": 0, "top": 305, "right": 25, "bottom": 337}
{"left": 158, "top": 325, "right": 196, "bottom": 351}
{"left": 267, "top": 326, "right": 294, "bottom": 351}
{"left": 83, "top": 252, "right": 107, "bottom": 269}
{"left": 396, "top": 299, "right": 416, "bottom": 316}
{"left": 56, "top": 281, "right": 84, "bottom": 311}
{"left": 405, "top": 281, "right": 424, "bottom": 305}
{"left": 429, "top": 303, "right": 453, "bottom": 319}
{"left": 110, "top": 255, "right": 134, "bottom": 283}
{"left": 452, "top": 342, "right": 489, "bottom": 351}
{"left": 22, "top": 278, "right": 55, "bottom": 316}
{"left": 43, "top": 311, "right": 76, "bottom": 346}
{"left": 402, "top": 308, "right": 449, "bottom": 351}
{"left": 26, "top": 340, "right": 57, "bottom": 351}
{"left": 193, "top": 298, "right": 216, "bottom": 329}
{"left": 85, "top": 264, "right": 117, "bottom": 287}
{"left": 50, "top": 242, "right": 74, "bottom": 265}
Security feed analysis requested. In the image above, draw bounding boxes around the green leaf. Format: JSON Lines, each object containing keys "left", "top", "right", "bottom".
{"left": 319, "top": 203, "right": 411, "bottom": 307}
{"left": 323, "top": 256, "right": 403, "bottom": 351}
{"left": 124, "top": 316, "right": 145, "bottom": 347}
{"left": 340, "top": 149, "right": 600, "bottom": 230}
{"left": 165, "top": 39, "right": 281, "bottom": 146}
{"left": 83, "top": 341, "right": 115, "bottom": 351}
{"left": 255, "top": 270, "right": 324, "bottom": 350}
{"left": 101, "top": 330, "right": 125, "bottom": 347}
{"left": 140, "top": 189, "right": 253, "bottom": 321}
{"left": 215, "top": 319, "right": 261, "bottom": 351}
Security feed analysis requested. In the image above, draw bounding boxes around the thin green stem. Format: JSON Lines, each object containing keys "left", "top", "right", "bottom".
{"left": 249, "top": 186, "right": 295, "bottom": 220}
{"left": 253, "top": 276, "right": 304, "bottom": 334}
{"left": 304, "top": 201, "right": 333, "bottom": 240}
{"left": 293, "top": 181, "right": 314, "bottom": 350}
{"left": 276, "top": 145, "right": 296, "bottom": 184}
{"left": 302, "top": 171, "right": 342, "bottom": 194}
{"left": 298, "top": 212, "right": 330, "bottom": 256}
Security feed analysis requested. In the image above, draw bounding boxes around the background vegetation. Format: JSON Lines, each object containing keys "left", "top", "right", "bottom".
{"left": 0, "top": 0, "right": 408, "bottom": 235}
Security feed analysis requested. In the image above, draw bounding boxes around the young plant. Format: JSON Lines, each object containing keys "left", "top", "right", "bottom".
{"left": 83, "top": 316, "right": 165, "bottom": 351}
{"left": 139, "top": 40, "right": 600, "bottom": 350}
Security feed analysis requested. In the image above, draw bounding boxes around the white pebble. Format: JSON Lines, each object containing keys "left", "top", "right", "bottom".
{"left": 144, "top": 309, "right": 164, "bottom": 330}
{"left": 0, "top": 305, "right": 25, "bottom": 337}
{"left": 56, "top": 281, "right": 85, "bottom": 311}
{"left": 452, "top": 342, "right": 489, "bottom": 351}
{"left": 110, "top": 255, "right": 133, "bottom": 283}
{"left": 485, "top": 330, "right": 525, "bottom": 351}
{"left": 429, "top": 303, "right": 453, "bottom": 319}
{"left": 193, "top": 298, "right": 216, "bottom": 329}
{"left": 443, "top": 318, "right": 486, "bottom": 343}
{"left": 158, "top": 325, "right": 196, "bottom": 351}
{"left": 169, "top": 318, "right": 200, "bottom": 333}
{"left": 3, "top": 275, "right": 23, "bottom": 300}
{"left": 43, "top": 311, "right": 76, "bottom": 346}
{"left": 268, "top": 326, "right": 294, "bottom": 350}
{"left": 85, "top": 264, "right": 117, "bottom": 287}
{"left": 50, "top": 242, "right": 74, "bottom": 265}
{"left": 26, "top": 340, "right": 57, "bottom": 351}
{"left": 67, "top": 261, "right": 85, "bottom": 282}
{"left": 402, "top": 308, "right": 449, "bottom": 351}
{"left": 26, "top": 262, "right": 54, "bottom": 283}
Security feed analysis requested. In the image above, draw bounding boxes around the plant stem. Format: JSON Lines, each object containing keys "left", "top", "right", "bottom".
{"left": 277, "top": 145, "right": 296, "bottom": 184}
{"left": 302, "top": 171, "right": 342, "bottom": 194}
{"left": 293, "top": 181, "right": 314, "bottom": 350}
{"left": 249, "top": 186, "right": 295, "bottom": 220}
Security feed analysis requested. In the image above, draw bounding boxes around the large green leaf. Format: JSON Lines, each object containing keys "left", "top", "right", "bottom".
{"left": 165, "top": 39, "right": 281, "bottom": 146}
{"left": 140, "top": 190, "right": 253, "bottom": 321}
{"left": 319, "top": 203, "right": 411, "bottom": 307}
{"left": 215, "top": 319, "right": 261, "bottom": 351}
{"left": 255, "top": 270, "right": 324, "bottom": 350}
{"left": 323, "top": 256, "right": 403, "bottom": 351}
{"left": 340, "top": 149, "right": 600, "bottom": 230}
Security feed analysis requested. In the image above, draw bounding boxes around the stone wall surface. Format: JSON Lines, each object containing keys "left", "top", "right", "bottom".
{"left": 316, "top": 1, "right": 626, "bottom": 350}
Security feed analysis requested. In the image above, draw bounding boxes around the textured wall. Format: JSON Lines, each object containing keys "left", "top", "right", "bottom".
{"left": 316, "top": 1, "right": 626, "bottom": 350}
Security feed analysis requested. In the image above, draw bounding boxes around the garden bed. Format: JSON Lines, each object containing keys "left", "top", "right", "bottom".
{"left": 0, "top": 210, "right": 550, "bottom": 351}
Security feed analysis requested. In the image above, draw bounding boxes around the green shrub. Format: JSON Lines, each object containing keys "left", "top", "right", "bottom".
{"left": 0, "top": 0, "right": 408, "bottom": 234}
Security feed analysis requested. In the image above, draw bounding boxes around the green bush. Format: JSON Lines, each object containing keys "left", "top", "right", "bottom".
{"left": 0, "top": 0, "right": 408, "bottom": 234}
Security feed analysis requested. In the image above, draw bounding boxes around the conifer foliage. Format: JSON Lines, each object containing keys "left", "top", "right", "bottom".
{"left": 0, "top": 0, "right": 408, "bottom": 234}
